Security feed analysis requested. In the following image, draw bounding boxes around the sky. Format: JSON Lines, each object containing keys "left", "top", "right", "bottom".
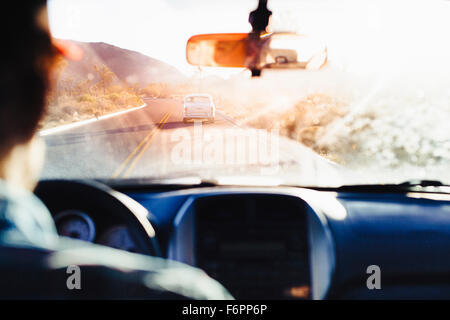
{"left": 48, "top": 0, "right": 450, "bottom": 77}
{"left": 48, "top": 0, "right": 254, "bottom": 77}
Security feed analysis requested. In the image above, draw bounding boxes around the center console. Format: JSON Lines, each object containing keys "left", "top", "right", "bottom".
{"left": 193, "top": 194, "right": 310, "bottom": 299}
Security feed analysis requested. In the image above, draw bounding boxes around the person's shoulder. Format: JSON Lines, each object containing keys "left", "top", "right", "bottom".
{"left": 0, "top": 179, "right": 58, "bottom": 247}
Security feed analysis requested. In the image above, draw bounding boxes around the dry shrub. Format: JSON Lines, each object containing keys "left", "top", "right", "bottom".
{"left": 42, "top": 87, "right": 143, "bottom": 129}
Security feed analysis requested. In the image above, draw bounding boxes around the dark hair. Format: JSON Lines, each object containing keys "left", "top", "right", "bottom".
{"left": 0, "top": 1, "right": 57, "bottom": 155}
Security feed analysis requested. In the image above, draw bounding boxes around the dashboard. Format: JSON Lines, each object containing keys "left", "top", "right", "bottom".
{"left": 35, "top": 180, "right": 450, "bottom": 299}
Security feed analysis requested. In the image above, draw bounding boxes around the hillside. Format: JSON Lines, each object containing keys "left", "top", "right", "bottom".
{"left": 59, "top": 40, "right": 185, "bottom": 86}
{"left": 42, "top": 40, "right": 188, "bottom": 129}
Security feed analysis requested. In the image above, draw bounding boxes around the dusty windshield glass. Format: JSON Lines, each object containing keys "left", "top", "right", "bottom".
{"left": 41, "top": 0, "right": 450, "bottom": 187}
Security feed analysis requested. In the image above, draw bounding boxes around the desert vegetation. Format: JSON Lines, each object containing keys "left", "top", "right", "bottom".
{"left": 41, "top": 57, "right": 143, "bottom": 130}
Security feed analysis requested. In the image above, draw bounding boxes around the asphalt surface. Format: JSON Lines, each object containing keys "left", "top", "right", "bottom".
{"left": 41, "top": 98, "right": 346, "bottom": 185}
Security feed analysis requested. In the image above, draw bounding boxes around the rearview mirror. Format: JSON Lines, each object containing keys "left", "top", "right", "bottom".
{"left": 186, "top": 32, "right": 328, "bottom": 72}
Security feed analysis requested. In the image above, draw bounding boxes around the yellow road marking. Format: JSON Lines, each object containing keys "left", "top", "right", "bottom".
{"left": 122, "top": 111, "right": 171, "bottom": 178}
{"left": 111, "top": 111, "right": 171, "bottom": 178}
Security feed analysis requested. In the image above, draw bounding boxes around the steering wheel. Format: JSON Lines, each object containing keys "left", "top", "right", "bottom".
{"left": 34, "top": 179, "right": 161, "bottom": 257}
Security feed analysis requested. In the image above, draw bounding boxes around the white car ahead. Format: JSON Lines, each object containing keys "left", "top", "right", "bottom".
{"left": 183, "top": 94, "right": 215, "bottom": 123}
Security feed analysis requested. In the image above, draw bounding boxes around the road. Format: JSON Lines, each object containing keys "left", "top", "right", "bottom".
{"left": 41, "top": 98, "right": 347, "bottom": 186}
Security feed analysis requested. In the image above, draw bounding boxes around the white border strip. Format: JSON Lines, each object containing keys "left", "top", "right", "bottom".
{"left": 39, "top": 103, "right": 147, "bottom": 136}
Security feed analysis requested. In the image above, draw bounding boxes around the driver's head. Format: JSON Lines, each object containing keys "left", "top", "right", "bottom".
{"left": 0, "top": 1, "right": 58, "bottom": 190}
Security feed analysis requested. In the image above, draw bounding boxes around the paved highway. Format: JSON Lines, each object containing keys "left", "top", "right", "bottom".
{"left": 41, "top": 98, "right": 347, "bottom": 186}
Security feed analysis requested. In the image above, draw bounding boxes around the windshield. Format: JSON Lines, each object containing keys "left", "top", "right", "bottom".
{"left": 41, "top": 0, "right": 450, "bottom": 187}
